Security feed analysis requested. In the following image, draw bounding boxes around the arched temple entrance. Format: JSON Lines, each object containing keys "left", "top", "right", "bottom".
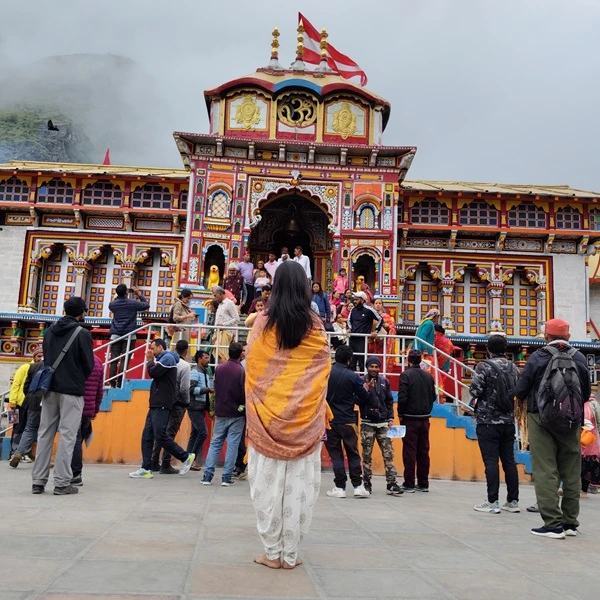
{"left": 248, "top": 193, "right": 332, "bottom": 284}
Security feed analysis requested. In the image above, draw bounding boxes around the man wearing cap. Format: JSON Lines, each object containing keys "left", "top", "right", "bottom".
{"left": 515, "top": 318, "right": 590, "bottom": 538}
{"left": 347, "top": 291, "right": 383, "bottom": 372}
{"left": 32, "top": 296, "right": 95, "bottom": 495}
{"left": 398, "top": 349, "right": 437, "bottom": 492}
{"left": 360, "top": 356, "right": 403, "bottom": 495}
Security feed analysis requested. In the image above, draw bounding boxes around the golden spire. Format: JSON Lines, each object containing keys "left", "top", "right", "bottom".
{"left": 292, "top": 18, "right": 306, "bottom": 70}
{"left": 320, "top": 27, "right": 328, "bottom": 59}
{"left": 271, "top": 26, "right": 280, "bottom": 59}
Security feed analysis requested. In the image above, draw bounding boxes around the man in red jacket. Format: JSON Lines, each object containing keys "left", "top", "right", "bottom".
{"left": 70, "top": 354, "right": 104, "bottom": 486}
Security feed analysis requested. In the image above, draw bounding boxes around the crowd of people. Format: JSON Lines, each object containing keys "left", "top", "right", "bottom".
{"left": 5, "top": 252, "right": 599, "bottom": 567}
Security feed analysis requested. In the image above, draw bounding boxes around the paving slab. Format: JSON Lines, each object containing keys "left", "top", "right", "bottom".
{"left": 1, "top": 463, "right": 599, "bottom": 600}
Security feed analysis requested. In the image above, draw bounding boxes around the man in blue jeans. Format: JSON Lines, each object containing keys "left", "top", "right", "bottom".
{"left": 202, "top": 342, "right": 245, "bottom": 486}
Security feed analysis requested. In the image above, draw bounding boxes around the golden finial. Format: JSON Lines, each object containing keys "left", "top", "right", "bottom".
{"left": 320, "top": 27, "right": 328, "bottom": 58}
{"left": 296, "top": 19, "right": 305, "bottom": 59}
{"left": 271, "top": 26, "right": 280, "bottom": 59}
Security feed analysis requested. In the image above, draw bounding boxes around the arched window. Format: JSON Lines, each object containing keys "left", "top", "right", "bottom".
{"left": 236, "top": 182, "right": 245, "bottom": 197}
{"left": 459, "top": 201, "right": 498, "bottom": 226}
{"left": 0, "top": 177, "right": 29, "bottom": 202}
{"left": 206, "top": 189, "right": 231, "bottom": 219}
{"left": 233, "top": 221, "right": 241, "bottom": 234}
{"left": 232, "top": 246, "right": 240, "bottom": 259}
{"left": 194, "top": 199, "right": 201, "bottom": 212}
{"left": 507, "top": 203, "right": 547, "bottom": 228}
{"left": 410, "top": 199, "right": 449, "bottom": 225}
{"left": 131, "top": 183, "right": 172, "bottom": 210}
{"left": 82, "top": 181, "right": 123, "bottom": 207}
{"left": 196, "top": 178, "right": 204, "bottom": 194}
{"left": 235, "top": 202, "right": 243, "bottom": 217}
{"left": 357, "top": 205, "right": 378, "bottom": 229}
{"left": 193, "top": 217, "right": 200, "bottom": 231}
{"left": 555, "top": 205, "right": 581, "bottom": 229}
{"left": 191, "top": 242, "right": 199, "bottom": 255}
{"left": 37, "top": 179, "right": 74, "bottom": 204}
{"left": 590, "top": 208, "right": 600, "bottom": 231}
{"left": 179, "top": 189, "right": 188, "bottom": 211}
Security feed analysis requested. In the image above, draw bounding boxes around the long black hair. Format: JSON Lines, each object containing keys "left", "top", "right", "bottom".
{"left": 266, "top": 260, "right": 313, "bottom": 350}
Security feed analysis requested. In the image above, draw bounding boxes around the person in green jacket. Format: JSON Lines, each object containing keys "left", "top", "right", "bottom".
{"left": 413, "top": 309, "right": 439, "bottom": 355}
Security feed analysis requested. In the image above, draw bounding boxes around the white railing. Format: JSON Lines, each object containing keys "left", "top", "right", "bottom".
{"left": 0, "top": 388, "right": 12, "bottom": 436}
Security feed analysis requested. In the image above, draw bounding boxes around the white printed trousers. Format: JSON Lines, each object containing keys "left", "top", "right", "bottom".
{"left": 248, "top": 444, "right": 321, "bottom": 566}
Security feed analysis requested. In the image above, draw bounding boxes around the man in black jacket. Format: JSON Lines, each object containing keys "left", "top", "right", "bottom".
{"left": 347, "top": 292, "right": 383, "bottom": 373}
{"left": 32, "top": 297, "right": 94, "bottom": 495}
{"left": 108, "top": 284, "right": 150, "bottom": 387}
{"left": 360, "top": 356, "right": 403, "bottom": 495}
{"left": 515, "top": 318, "right": 591, "bottom": 539}
{"left": 324, "top": 344, "right": 371, "bottom": 498}
{"left": 398, "top": 349, "right": 436, "bottom": 493}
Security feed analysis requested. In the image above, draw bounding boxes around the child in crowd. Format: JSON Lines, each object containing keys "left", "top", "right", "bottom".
{"left": 253, "top": 269, "right": 271, "bottom": 296}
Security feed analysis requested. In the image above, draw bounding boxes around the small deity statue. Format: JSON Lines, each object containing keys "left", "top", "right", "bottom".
{"left": 206, "top": 264, "right": 221, "bottom": 288}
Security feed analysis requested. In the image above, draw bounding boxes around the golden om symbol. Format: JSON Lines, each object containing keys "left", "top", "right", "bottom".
{"left": 277, "top": 96, "right": 317, "bottom": 127}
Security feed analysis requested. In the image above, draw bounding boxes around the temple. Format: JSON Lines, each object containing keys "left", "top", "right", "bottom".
{"left": 1, "top": 25, "right": 600, "bottom": 386}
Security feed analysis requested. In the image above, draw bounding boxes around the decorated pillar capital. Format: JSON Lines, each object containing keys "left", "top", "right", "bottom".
{"left": 486, "top": 279, "right": 505, "bottom": 334}
{"left": 439, "top": 277, "right": 457, "bottom": 334}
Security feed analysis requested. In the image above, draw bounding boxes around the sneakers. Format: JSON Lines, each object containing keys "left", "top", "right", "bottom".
{"left": 179, "top": 453, "right": 195, "bottom": 476}
{"left": 353, "top": 484, "right": 370, "bottom": 498}
{"left": 9, "top": 452, "right": 22, "bottom": 469}
{"left": 32, "top": 484, "right": 45, "bottom": 494}
{"left": 474, "top": 500, "right": 501, "bottom": 514}
{"left": 526, "top": 503, "right": 539, "bottom": 513}
{"left": 22, "top": 455, "right": 33, "bottom": 463}
{"left": 151, "top": 462, "right": 160, "bottom": 472}
{"left": 531, "top": 526, "right": 565, "bottom": 539}
{"left": 53, "top": 485, "right": 79, "bottom": 495}
{"left": 237, "top": 471, "right": 247, "bottom": 480}
{"left": 563, "top": 524, "right": 579, "bottom": 537}
{"left": 71, "top": 475, "right": 83, "bottom": 486}
{"left": 386, "top": 482, "right": 404, "bottom": 496}
{"left": 129, "top": 468, "right": 154, "bottom": 479}
{"left": 363, "top": 480, "right": 372, "bottom": 494}
{"left": 415, "top": 486, "right": 429, "bottom": 492}
{"left": 401, "top": 485, "right": 415, "bottom": 493}
{"left": 326, "top": 487, "right": 347, "bottom": 498}
{"left": 501, "top": 500, "right": 520, "bottom": 513}
{"left": 221, "top": 480, "right": 235, "bottom": 487}
{"left": 201, "top": 475, "right": 213, "bottom": 485}
{"left": 159, "top": 464, "right": 180, "bottom": 475}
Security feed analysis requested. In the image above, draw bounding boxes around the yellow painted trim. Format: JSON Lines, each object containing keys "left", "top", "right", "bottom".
{"left": 219, "top": 98, "right": 226, "bottom": 135}
{"left": 408, "top": 196, "right": 452, "bottom": 210}
{"left": 242, "top": 167, "right": 262, "bottom": 174}
{"left": 269, "top": 169, "right": 291, "bottom": 176}
{"left": 368, "top": 107, "right": 375, "bottom": 145}
{"left": 131, "top": 181, "right": 175, "bottom": 194}
{"left": 210, "top": 164, "right": 235, "bottom": 171}
{"left": 457, "top": 198, "right": 501, "bottom": 210}
{"left": 38, "top": 176, "right": 77, "bottom": 189}
{"left": 329, "top": 172, "right": 352, "bottom": 179}
{"left": 0, "top": 174, "right": 32, "bottom": 186}
{"left": 316, "top": 100, "right": 324, "bottom": 143}
{"left": 358, "top": 175, "right": 381, "bottom": 181}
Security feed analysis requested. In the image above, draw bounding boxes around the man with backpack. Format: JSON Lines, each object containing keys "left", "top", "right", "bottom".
{"left": 470, "top": 335, "right": 520, "bottom": 514}
{"left": 515, "top": 318, "right": 590, "bottom": 538}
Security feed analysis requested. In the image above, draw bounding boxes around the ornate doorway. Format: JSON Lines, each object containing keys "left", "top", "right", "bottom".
{"left": 248, "top": 193, "right": 332, "bottom": 284}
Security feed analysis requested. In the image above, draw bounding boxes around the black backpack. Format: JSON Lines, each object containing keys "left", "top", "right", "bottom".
{"left": 482, "top": 358, "right": 517, "bottom": 413}
{"left": 536, "top": 345, "right": 583, "bottom": 433}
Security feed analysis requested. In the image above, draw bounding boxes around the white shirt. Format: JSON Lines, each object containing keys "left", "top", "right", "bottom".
{"left": 215, "top": 298, "right": 239, "bottom": 330}
{"left": 294, "top": 254, "right": 311, "bottom": 279}
{"left": 264, "top": 260, "right": 278, "bottom": 280}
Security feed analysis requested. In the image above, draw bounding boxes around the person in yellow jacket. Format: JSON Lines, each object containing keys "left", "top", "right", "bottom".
{"left": 8, "top": 350, "right": 43, "bottom": 458}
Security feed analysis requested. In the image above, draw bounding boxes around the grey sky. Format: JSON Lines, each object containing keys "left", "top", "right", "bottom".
{"left": 2, "top": 0, "right": 599, "bottom": 190}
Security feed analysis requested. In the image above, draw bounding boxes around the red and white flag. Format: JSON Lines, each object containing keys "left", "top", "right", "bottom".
{"left": 299, "top": 12, "right": 368, "bottom": 86}
{"left": 103, "top": 148, "right": 111, "bottom": 166}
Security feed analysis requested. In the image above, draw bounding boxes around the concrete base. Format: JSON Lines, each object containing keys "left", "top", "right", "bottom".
{"left": 0, "top": 463, "right": 598, "bottom": 599}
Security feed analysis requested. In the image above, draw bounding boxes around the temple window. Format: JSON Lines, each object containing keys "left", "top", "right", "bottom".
{"left": 507, "top": 202, "right": 547, "bottom": 228}
{"left": 37, "top": 179, "right": 74, "bottom": 204}
{"left": 590, "top": 208, "right": 600, "bottom": 231}
{"left": 82, "top": 181, "right": 123, "bottom": 207}
{"left": 232, "top": 246, "right": 240, "bottom": 259}
{"left": 191, "top": 242, "right": 199, "bottom": 255}
{"left": 193, "top": 217, "right": 200, "bottom": 231}
{"left": 452, "top": 271, "right": 488, "bottom": 335}
{"left": 131, "top": 183, "right": 172, "bottom": 210}
{"left": 410, "top": 199, "right": 449, "bottom": 225}
{"left": 87, "top": 252, "right": 122, "bottom": 318}
{"left": 555, "top": 205, "right": 582, "bottom": 229}
{"left": 179, "top": 189, "right": 188, "bottom": 211}
{"left": 397, "top": 201, "right": 405, "bottom": 223}
{"left": 357, "top": 204, "right": 379, "bottom": 229}
{"left": 206, "top": 189, "right": 231, "bottom": 219}
{"left": 501, "top": 271, "right": 538, "bottom": 337}
{"left": 402, "top": 269, "right": 440, "bottom": 325}
{"left": 194, "top": 199, "right": 201, "bottom": 212}
{"left": 233, "top": 221, "right": 242, "bottom": 234}
{"left": 135, "top": 249, "right": 172, "bottom": 312}
{"left": 235, "top": 202, "right": 243, "bottom": 217}
{"left": 39, "top": 248, "right": 76, "bottom": 315}
{"left": 0, "top": 177, "right": 29, "bottom": 202}
{"left": 459, "top": 201, "right": 498, "bottom": 227}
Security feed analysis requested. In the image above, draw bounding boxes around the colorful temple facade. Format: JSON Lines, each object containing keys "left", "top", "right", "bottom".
{"left": 1, "top": 28, "right": 600, "bottom": 386}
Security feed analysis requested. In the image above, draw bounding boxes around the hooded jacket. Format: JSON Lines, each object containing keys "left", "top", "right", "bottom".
{"left": 514, "top": 340, "right": 591, "bottom": 413}
{"left": 360, "top": 372, "right": 394, "bottom": 424}
{"left": 147, "top": 350, "right": 180, "bottom": 409}
{"left": 326, "top": 361, "right": 369, "bottom": 425}
{"left": 42, "top": 316, "right": 94, "bottom": 396}
{"left": 108, "top": 295, "right": 150, "bottom": 336}
{"left": 83, "top": 355, "right": 104, "bottom": 418}
{"left": 9, "top": 363, "right": 31, "bottom": 406}
{"left": 397, "top": 364, "right": 437, "bottom": 420}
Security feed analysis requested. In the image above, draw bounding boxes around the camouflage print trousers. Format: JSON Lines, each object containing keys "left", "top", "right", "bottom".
{"left": 360, "top": 423, "right": 397, "bottom": 484}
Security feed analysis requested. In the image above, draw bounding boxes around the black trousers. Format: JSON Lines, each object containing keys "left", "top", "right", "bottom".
{"left": 142, "top": 408, "right": 188, "bottom": 471}
{"left": 402, "top": 418, "right": 431, "bottom": 489}
{"left": 349, "top": 336, "right": 367, "bottom": 373}
{"left": 187, "top": 409, "right": 208, "bottom": 459}
{"left": 324, "top": 422, "right": 363, "bottom": 489}
{"left": 476, "top": 423, "right": 519, "bottom": 504}
{"left": 71, "top": 416, "right": 93, "bottom": 478}
{"left": 152, "top": 404, "right": 187, "bottom": 465}
{"left": 109, "top": 336, "right": 135, "bottom": 386}
{"left": 235, "top": 419, "right": 247, "bottom": 474}
{"left": 10, "top": 405, "right": 28, "bottom": 453}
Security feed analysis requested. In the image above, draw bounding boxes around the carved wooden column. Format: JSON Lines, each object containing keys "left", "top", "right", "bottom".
{"left": 487, "top": 280, "right": 505, "bottom": 334}
{"left": 535, "top": 283, "right": 547, "bottom": 337}
{"left": 73, "top": 260, "right": 91, "bottom": 299}
{"left": 25, "top": 259, "right": 42, "bottom": 312}
{"left": 439, "top": 277, "right": 456, "bottom": 334}
{"left": 119, "top": 261, "right": 138, "bottom": 290}
{"left": 396, "top": 275, "right": 406, "bottom": 324}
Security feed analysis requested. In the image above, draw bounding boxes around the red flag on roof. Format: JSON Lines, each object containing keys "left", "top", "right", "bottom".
{"left": 299, "top": 12, "right": 368, "bottom": 86}
{"left": 103, "top": 148, "right": 111, "bottom": 166}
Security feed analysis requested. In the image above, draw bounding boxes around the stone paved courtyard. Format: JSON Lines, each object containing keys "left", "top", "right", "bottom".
{"left": 1, "top": 463, "right": 598, "bottom": 600}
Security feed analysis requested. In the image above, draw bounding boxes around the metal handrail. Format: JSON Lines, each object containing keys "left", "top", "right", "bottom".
{"left": 0, "top": 388, "right": 12, "bottom": 436}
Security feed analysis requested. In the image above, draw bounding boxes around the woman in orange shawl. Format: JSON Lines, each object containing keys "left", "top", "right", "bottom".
{"left": 367, "top": 298, "right": 397, "bottom": 372}
{"left": 245, "top": 261, "right": 332, "bottom": 570}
